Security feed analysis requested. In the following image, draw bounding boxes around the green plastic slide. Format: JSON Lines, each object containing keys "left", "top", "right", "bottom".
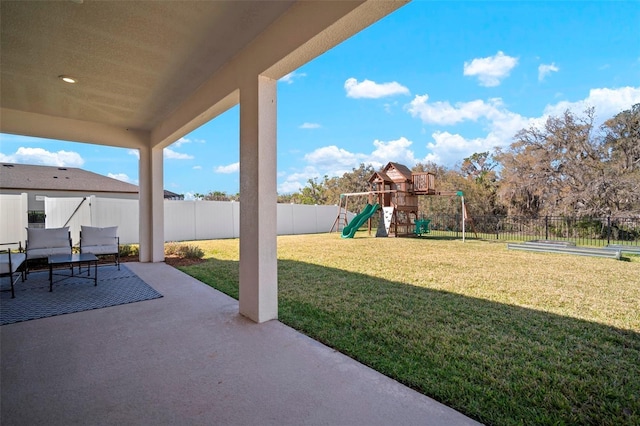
{"left": 341, "top": 203, "right": 380, "bottom": 238}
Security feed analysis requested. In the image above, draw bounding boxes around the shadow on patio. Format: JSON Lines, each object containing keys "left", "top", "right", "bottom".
{"left": 1, "top": 262, "right": 477, "bottom": 425}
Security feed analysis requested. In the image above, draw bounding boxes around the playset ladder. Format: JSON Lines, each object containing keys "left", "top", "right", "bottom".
{"left": 330, "top": 197, "right": 349, "bottom": 232}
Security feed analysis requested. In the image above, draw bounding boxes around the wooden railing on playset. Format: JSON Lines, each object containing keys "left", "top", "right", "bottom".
{"left": 412, "top": 172, "right": 436, "bottom": 195}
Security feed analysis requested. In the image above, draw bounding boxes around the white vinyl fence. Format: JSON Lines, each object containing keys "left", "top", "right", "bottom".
{"left": 0, "top": 193, "right": 28, "bottom": 249}
{"left": 43, "top": 196, "right": 139, "bottom": 245}
{"left": 0, "top": 194, "right": 352, "bottom": 247}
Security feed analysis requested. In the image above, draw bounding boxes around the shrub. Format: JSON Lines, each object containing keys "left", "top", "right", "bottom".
{"left": 164, "top": 242, "right": 182, "bottom": 256}
{"left": 164, "top": 242, "right": 204, "bottom": 259}
{"left": 119, "top": 244, "right": 139, "bottom": 257}
{"left": 180, "top": 244, "right": 204, "bottom": 259}
{"left": 575, "top": 218, "right": 602, "bottom": 238}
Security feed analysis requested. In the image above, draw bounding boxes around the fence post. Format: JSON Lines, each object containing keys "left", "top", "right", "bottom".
{"left": 607, "top": 216, "right": 611, "bottom": 245}
{"left": 545, "top": 216, "right": 549, "bottom": 240}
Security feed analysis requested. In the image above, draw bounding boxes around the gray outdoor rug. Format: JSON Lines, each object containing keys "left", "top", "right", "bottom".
{"left": 0, "top": 264, "right": 163, "bottom": 325}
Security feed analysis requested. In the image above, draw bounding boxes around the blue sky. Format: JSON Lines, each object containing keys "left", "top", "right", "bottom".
{"left": 2, "top": 1, "right": 639, "bottom": 197}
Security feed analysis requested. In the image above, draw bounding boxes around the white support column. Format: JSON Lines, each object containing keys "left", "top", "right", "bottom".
{"left": 239, "top": 75, "right": 278, "bottom": 323}
{"left": 138, "top": 145, "right": 165, "bottom": 263}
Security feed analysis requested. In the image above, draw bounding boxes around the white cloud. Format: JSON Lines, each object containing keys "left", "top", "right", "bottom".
{"left": 384, "top": 101, "right": 399, "bottom": 114}
{"left": 304, "top": 145, "right": 367, "bottom": 169}
{"left": 279, "top": 137, "right": 422, "bottom": 194}
{"left": 127, "top": 149, "right": 139, "bottom": 159}
{"left": 406, "top": 95, "right": 505, "bottom": 125}
{"left": 192, "top": 165, "right": 202, "bottom": 170}
{"left": 172, "top": 137, "right": 191, "bottom": 148}
{"left": 463, "top": 51, "right": 518, "bottom": 87}
{"left": 278, "top": 86, "right": 640, "bottom": 193}
{"left": 304, "top": 138, "right": 418, "bottom": 171}
{"left": 543, "top": 86, "right": 640, "bottom": 125}
{"left": 425, "top": 131, "right": 507, "bottom": 165}
{"left": 280, "top": 84, "right": 640, "bottom": 193}
{"left": 344, "top": 78, "right": 410, "bottom": 99}
{"left": 368, "top": 137, "right": 417, "bottom": 168}
{"left": 163, "top": 148, "right": 194, "bottom": 160}
{"left": 278, "top": 166, "right": 328, "bottom": 194}
{"left": 408, "top": 93, "right": 540, "bottom": 165}
{"left": 183, "top": 192, "right": 198, "bottom": 200}
{"left": 299, "top": 122, "right": 321, "bottom": 129}
{"left": 107, "top": 173, "right": 137, "bottom": 184}
{"left": 538, "top": 63, "right": 559, "bottom": 81}
{"left": 431, "top": 132, "right": 478, "bottom": 151}
{"left": 278, "top": 181, "right": 305, "bottom": 194}
{"left": 0, "top": 147, "right": 84, "bottom": 167}
{"left": 215, "top": 162, "right": 239, "bottom": 174}
{"left": 420, "top": 112, "right": 539, "bottom": 166}
{"left": 406, "top": 86, "right": 640, "bottom": 166}
{"left": 280, "top": 71, "right": 306, "bottom": 84}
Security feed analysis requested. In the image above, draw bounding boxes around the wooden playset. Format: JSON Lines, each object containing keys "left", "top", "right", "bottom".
{"left": 332, "top": 162, "right": 465, "bottom": 238}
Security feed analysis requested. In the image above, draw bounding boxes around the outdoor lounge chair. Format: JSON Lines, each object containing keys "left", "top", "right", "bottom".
{"left": 80, "top": 226, "right": 120, "bottom": 270}
{"left": 25, "top": 227, "right": 72, "bottom": 274}
{"left": 1, "top": 242, "right": 26, "bottom": 298}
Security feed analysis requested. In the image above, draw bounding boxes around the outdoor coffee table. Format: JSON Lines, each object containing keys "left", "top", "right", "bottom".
{"left": 48, "top": 253, "right": 98, "bottom": 292}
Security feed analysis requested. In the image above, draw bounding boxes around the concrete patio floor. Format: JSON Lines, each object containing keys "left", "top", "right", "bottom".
{"left": 1, "top": 262, "right": 480, "bottom": 425}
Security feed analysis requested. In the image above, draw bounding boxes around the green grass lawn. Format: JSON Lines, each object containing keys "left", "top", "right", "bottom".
{"left": 179, "top": 233, "right": 640, "bottom": 426}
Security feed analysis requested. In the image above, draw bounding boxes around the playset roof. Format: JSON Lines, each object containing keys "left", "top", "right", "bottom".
{"left": 382, "top": 162, "right": 413, "bottom": 182}
{"left": 368, "top": 171, "right": 392, "bottom": 183}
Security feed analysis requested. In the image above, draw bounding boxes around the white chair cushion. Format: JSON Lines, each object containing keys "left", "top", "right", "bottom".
{"left": 81, "top": 244, "right": 118, "bottom": 255}
{"left": 81, "top": 226, "right": 118, "bottom": 246}
{"left": 27, "top": 227, "right": 70, "bottom": 250}
{"left": 26, "top": 247, "right": 71, "bottom": 259}
{"left": 0, "top": 252, "right": 26, "bottom": 274}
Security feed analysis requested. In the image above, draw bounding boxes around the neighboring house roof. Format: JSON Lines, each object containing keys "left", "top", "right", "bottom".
{"left": 164, "top": 190, "right": 184, "bottom": 200}
{"left": 0, "top": 163, "right": 139, "bottom": 194}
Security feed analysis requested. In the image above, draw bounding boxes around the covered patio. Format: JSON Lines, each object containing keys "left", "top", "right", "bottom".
{"left": 1, "top": 262, "right": 477, "bottom": 425}
{"left": 1, "top": 0, "right": 415, "bottom": 322}
{"left": 2, "top": 1, "right": 477, "bottom": 424}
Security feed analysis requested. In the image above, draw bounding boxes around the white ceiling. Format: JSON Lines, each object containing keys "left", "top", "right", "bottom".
{"left": 0, "top": 0, "right": 407, "bottom": 149}
{"left": 1, "top": 1, "right": 294, "bottom": 131}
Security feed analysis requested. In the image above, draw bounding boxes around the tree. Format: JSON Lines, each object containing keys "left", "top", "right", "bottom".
{"left": 495, "top": 106, "right": 640, "bottom": 217}
{"left": 603, "top": 103, "right": 640, "bottom": 172}
{"left": 277, "top": 193, "right": 296, "bottom": 204}
{"left": 202, "top": 191, "right": 232, "bottom": 201}
{"left": 458, "top": 152, "right": 503, "bottom": 216}
{"left": 412, "top": 161, "right": 448, "bottom": 176}
{"left": 298, "top": 177, "right": 328, "bottom": 205}
{"left": 600, "top": 103, "right": 640, "bottom": 215}
{"left": 460, "top": 152, "right": 497, "bottom": 184}
{"left": 286, "top": 163, "right": 377, "bottom": 212}
{"left": 496, "top": 108, "right": 600, "bottom": 216}
{"left": 413, "top": 162, "right": 459, "bottom": 216}
{"left": 328, "top": 164, "right": 376, "bottom": 212}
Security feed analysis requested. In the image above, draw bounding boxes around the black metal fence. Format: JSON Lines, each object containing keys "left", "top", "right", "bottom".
{"left": 425, "top": 214, "right": 640, "bottom": 246}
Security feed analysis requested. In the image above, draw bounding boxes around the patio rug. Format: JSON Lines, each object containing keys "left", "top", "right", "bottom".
{"left": 0, "top": 264, "right": 163, "bottom": 325}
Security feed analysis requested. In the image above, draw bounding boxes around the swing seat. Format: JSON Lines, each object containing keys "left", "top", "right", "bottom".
{"left": 414, "top": 219, "right": 431, "bottom": 236}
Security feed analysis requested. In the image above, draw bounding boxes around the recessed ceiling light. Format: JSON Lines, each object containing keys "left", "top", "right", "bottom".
{"left": 58, "top": 75, "right": 78, "bottom": 84}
